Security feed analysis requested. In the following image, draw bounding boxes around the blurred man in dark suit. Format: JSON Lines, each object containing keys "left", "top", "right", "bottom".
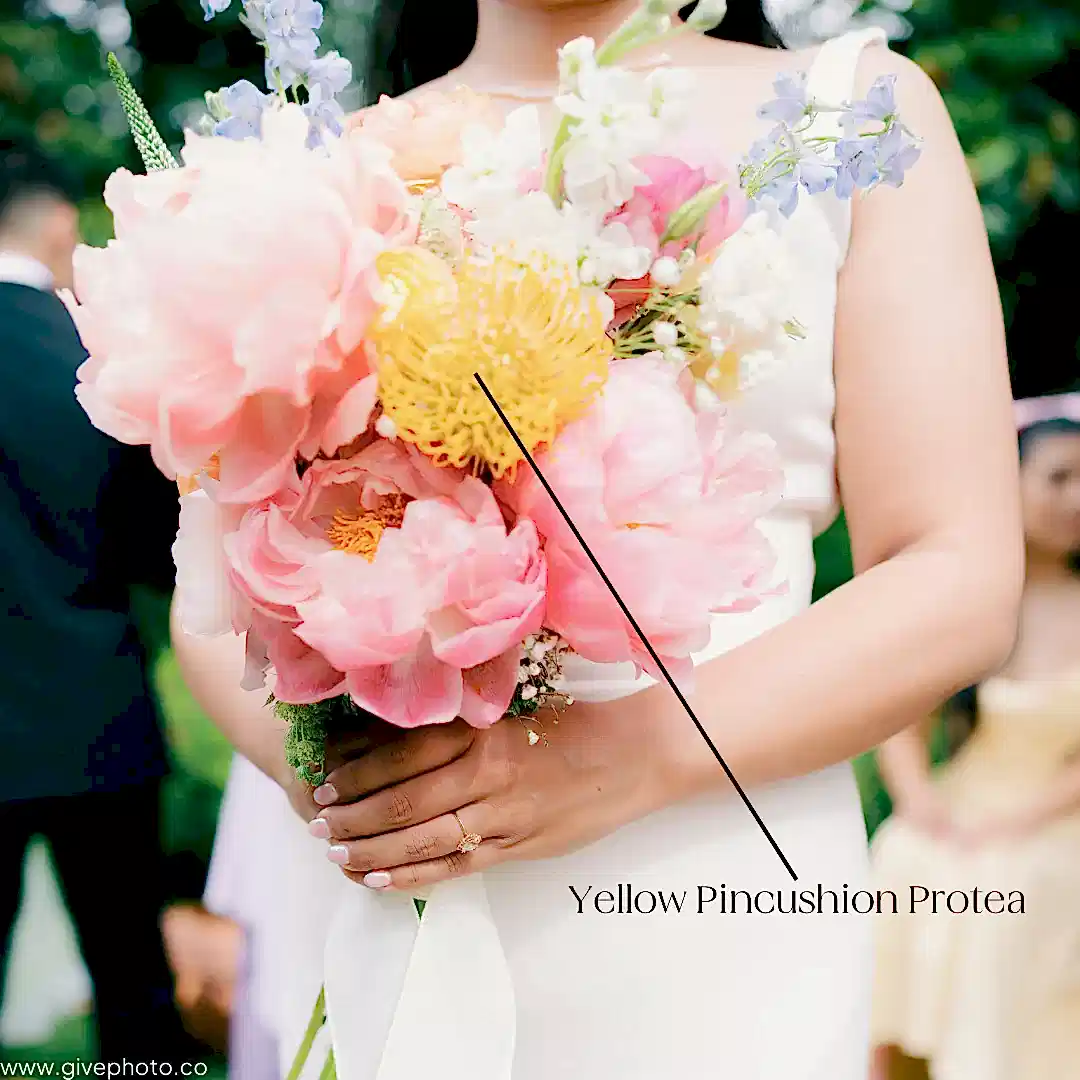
{"left": 0, "top": 139, "right": 194, "bottom": 1061}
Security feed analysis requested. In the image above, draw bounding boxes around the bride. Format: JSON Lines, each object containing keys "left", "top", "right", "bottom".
{"left": 175, "top": 1, "right": 1022, "bottom": 1076}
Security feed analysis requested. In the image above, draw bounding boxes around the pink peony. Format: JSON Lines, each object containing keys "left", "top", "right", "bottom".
{"left": 349, "top": 87, "right": 503, "bottom": 184}
{"left": 223, "top": 438, "right": 444, "bottom": 624}
{"left": 71, "top": 105, "right": 416, "bottom": 503}
{"left": 294, "top": 475, "right": 546, "bottom": 727}
{"left": 604, "top": 156, "right": 746, "bottom": 325}
{"left": 244, "top": 611, "right": 346, "bottom": 704}
{"left": 500, "top": 356, "right": 782, "bottom": 683}
{"left": 609, "top": 155, "right": 747, "bottom": 263}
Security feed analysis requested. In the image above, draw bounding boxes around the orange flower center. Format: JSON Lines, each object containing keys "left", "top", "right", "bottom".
{"left": 326, "top": 494, "right": 409, "bottom": 561}
{"left": 177, "top": 453, "right": 221, "bottom": 496}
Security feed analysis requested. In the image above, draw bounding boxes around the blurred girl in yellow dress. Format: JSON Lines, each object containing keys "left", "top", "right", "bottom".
{"left": 871, "top": 394, "right": 1080, "bottom": 1080}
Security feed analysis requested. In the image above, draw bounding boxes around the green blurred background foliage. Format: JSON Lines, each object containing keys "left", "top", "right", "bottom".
{"left": 2, "top": 0, "right": 1078, "bottom": 877}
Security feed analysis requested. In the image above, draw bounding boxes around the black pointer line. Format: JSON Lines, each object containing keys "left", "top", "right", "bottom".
{"left": 473, "top": 374, "right": 798, "bottom": 882}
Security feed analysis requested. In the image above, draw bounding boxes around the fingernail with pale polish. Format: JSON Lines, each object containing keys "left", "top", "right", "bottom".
{"left": 313, "top": 783, "right": 338, "bottom": 806}
{"left": 363, "top": 872, "right": 392, "bottom": 889}
{"left": 308, "top": 817, "right": 330, "bottom": 840}
{"left": 326, "top": 845, "right": 350, "bottom": 866}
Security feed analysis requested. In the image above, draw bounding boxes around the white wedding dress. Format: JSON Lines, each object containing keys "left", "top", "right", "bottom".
{"left": 206, "top": 29, "right": 886, "bottom": 1080}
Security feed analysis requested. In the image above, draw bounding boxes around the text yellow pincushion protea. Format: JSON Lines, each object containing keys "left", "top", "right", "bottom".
{"left": 369, "top": 249, "right": 611, "bottom": 478}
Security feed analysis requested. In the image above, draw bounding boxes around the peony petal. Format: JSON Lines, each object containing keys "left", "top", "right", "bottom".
{"left": 428, "top": 584, "right": 544, "bottom": 668}
{"left": 345, "top": 636, "right": 463, "bottom": 727}
{"left": 257, "top": 615, "right": 347, "bottom": 704}
{"left": 294, "top": 551, "right": 429, "bottom": 669}
{"left": 459, "top": 648, "right": 521, "bottom": 728}
{"left": 214, "top": 393, "right": 310, "bottom": 504}
{"left": 318, "top": 373, "right": 379, "bottom": 456}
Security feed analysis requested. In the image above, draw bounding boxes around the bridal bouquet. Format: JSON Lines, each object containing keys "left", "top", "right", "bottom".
{"left": 72, "top": 0, "right": 919, "bottom": 785}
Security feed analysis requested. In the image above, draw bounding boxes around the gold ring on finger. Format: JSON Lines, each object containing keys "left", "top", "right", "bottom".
{"left": 452, "top": 810, "right": 483, "bottom": 854}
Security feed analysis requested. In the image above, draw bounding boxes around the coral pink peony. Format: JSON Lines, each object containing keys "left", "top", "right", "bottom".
{"left": 349, "top": 87, "right": 503, "bottom": 184}
{"left": 244, "top": 611, "right": 346, "bottom": 704}
{"left": 500, "top": 356, "right": 782, "bottom": 683}
{"left": 223, "top": 439, "right": 445, "bottom": 625}
{"left": 71, "top": 105, "right": 416, "bottom": 503}
{"left": 294, "top": 475, "right": 546, "bottom": 727}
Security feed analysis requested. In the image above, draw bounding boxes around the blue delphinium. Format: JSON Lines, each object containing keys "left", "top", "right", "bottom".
{"left": 740, "top": 71, "right": 922, "bottom": 218}
{"left": 874, "top": 122, "right": 922, "bottom": 188}
{"left": 300, "top": 51, "right": 352, "bottom": 145}
{"left": 756, "top": 72, "right": 811, "bottom": 128}
{"left": 834, "top": 134, "right": 881, "bottom": 198}
{"left": 201, "top": 0, "right": 352, "bottom": 147}
{"left": 306, "top": 50, "right": 351, "bottom": 101}
{"left": 264, "top": 0, "right": 323, "bottom": 85}
{"left": 208, "top": 79, "right": 273, "bottom": 140}
{"left": 200, "top": 0, "right": 231, "bottom": 20}
{"left": 841, "top": 74, "right": 899, "bottom": 133}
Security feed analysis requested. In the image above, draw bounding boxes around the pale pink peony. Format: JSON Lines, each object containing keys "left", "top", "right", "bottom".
{"left": 294, "top": 475, "right": 546, "bottom": 727}
{"left": 500, "top": 356, "right": 782, "bottom": 683}
{"left": 349, "top": 87, "right": 503, "bottom": 184}
{"left": 71, "top": 105, "right": 416, "bottom": 503}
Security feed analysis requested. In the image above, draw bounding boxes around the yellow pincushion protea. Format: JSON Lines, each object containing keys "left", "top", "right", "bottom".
{"left": 369, "top": 248, "right": 611, "bottom": 479}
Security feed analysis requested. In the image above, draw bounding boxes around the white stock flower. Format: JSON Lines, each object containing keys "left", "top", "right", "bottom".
{"left": 558, "top": 36, "right": 598, "bottom": 94}
{"left": 578, "top": 218, "right": 653, "bottom": 285}
{"left": 645, "top": 67, "right": 695, "bottom": 126}
{"left": 440, "top": 106, "right": 544, "bottom": 213}
{"left": 467, "top": 191, "right": 582, "bottom": 270}
{"left": 555, "top": 67, "right": 660, "bottom": 213}
{"left": 466, "top": 191, "right": 651, "bottom": 290}
{"left": 697, "top": 212, "right": 797, "bottom": 389}
{"left": 551, "top": 62, "right": 695, "bottom": 215}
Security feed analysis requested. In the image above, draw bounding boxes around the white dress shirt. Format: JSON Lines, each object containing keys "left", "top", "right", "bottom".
{"left": 0, "top": 251, "right": 54, "bottom": 292}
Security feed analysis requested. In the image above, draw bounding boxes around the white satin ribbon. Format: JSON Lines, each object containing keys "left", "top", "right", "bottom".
{"left": 323, "top": 875, "right": 516, "bottom": 1080}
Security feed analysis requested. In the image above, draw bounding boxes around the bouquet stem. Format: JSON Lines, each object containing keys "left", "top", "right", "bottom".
{"left": 286, "top": 986, "right": 327, "bottom": 1080}
{"left": 319, "top": 1050, "right": 337, "bottom": 1080}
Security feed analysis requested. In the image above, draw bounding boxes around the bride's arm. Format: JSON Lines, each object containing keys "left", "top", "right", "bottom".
{"left": 656, "top": 48, "right": 1022, "bottom": 793}
{"left": 169, "top": 598, "right": 318, "bottom": 819}
{"left": 631, "top": 48, "right": 1022, "bottom": 793}
{"left": 290, "top": 52, "right": 1024, "bottom": 887}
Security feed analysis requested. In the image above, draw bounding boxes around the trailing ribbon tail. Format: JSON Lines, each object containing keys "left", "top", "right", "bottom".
{"left": 324, "top": 875, "right": 516, "bottom": 1080}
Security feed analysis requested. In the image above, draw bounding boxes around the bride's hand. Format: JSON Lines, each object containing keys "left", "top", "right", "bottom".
{"left": 306, "top": 704, "right": 680, "bottom": 890}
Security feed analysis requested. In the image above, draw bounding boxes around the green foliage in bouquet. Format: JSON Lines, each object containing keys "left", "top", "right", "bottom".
{"left": 273, "top": 694, "right": 380, "bottom": 786}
